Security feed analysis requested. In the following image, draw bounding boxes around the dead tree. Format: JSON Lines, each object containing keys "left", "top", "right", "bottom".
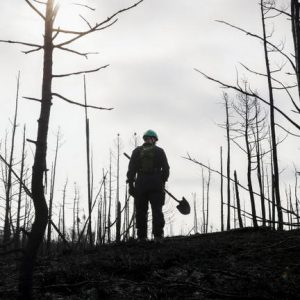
{"left": 83, "top": 75, "right": 93, "bottom": 246}
{"left": 234, "top": 170, "right": 243, "bottom": 228}
{"left": 15, "top": 126, "right": 26, "bottom": 249}
{"left": 220, "top": 146, "right": 224, "bottom": 231}
{"left": 102, "top": 169, "right": 107, "bottom": 243}
{"left": 291, "top": 0, "right": 300, "bottom": 100}
{"left": 107, "top": 150, "right": 112, "bottom": 243}
{"left": 260, "top": 0, "right": 283, "bottom": 229}
{"left": 0, "top": 0, "right": 144, "bottom": 297}
{"left": 205, "top": 166, "right": 211, "bottom": 233}
{"left": 62, "top": 179, "right": 68, "bottom": 239}
{"left": 231, "top": 89, "right": 268, "bottom": 228}
{"left": 116, "top": 134, "right": 121, "bottom": 242}
{"left": 46, "top": 129, "right": 60, "bottom": 251}
{"left": 201, "top": 168, "right": 205, "bottom": 233}
{"left": 225, "top": 94, "right": 231, "bottom": 230}
{"left": 195, "top": 0, "right": 300, "bottom": 228}
{"left": 253, "top": 100, "right": 267, "bottom": 226}
{"left": 72, "top": 182, "right": 79, "bottom": 243}
{"left": 294, "top": 167, "right": 300, "bottom": 225}
{"left": 184, "top": 155, "right": 299, "bottom": 227}
{"left": 193, "top": 193, "right": 198, "bottom": 233}
{"left": 4, "top": 72, "right": 20, "bottom": 243}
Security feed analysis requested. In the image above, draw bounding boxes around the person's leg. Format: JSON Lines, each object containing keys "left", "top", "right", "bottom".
{"left": 134, "top": 193, "right": 149, "bottom": 240}
{"left": 149, "top": 191, "right": 165, "bottom": 238}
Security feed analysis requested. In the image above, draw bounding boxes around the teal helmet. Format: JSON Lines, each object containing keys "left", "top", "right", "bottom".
{"left": 143, "top": 129, "right": 158, "bottom": 141}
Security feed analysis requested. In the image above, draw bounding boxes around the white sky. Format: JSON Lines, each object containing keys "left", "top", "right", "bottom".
{"left": 0, "top": 0, "right": 298, "bottom": 236}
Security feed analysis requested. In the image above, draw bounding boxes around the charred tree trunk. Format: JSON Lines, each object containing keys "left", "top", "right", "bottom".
{"left": 234, "top": 170, "right": 244, "bottom": 228}
{"left": 4, "top": 72, "right": 20, "bottom": 242}
{"left": 201, "top": 168, "right": 206, "bottom": 233}
{"left": 84, "top": 75, "right": 93, "bottom": 247}
{"left": 107, "top": 151, "right": 112, "bottom": 243}
{"left": 291, "top": 0, "right": 300, "bottom": 100}
{"left": 254, "top": 102, "right": 266, "bottom": 226}
{"left": 206, "top": 168, "right": 211, "bottom": 233}
{"left": 245, "top": 135, "right": 258, "bottom": 228}
{"left": 102, "top": 170, "right": 107, "bottom": 243}
{"left": 225, "top": 94, "right": 231, "bottom": 231}
{"left": 193, "top": 193, "right": 198, "bottom": 233}
{"left": 116, "top": 134, "right": 121, "bottom": 243}
{"left": 62, "top": 180, "right": 68, "bottom": 239}
{"left": 18, "top": 1, "right": 54, "bottom": 298}
{"left": 260, "top": 0, "right": 283, "bottom": 229}
{"left": 220, "top": 146, "right": 224, "bottom": 232}
{"left": 295, "top": 170, "right": 300, "bottom": 226}
{"left": 72, "top": 183, "right": 78, "bottom": 243}
{"left": 46, "top": 129, "right": 59, "bottom": 251}
{"left": 16, "top": 126, "right": 26, "bottom": 249}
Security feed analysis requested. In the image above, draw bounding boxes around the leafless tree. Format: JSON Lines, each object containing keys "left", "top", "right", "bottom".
{"left": 231, "top": 89, "right": 259, "bottom": 227}
{"left": 3, "top": 72, "right": 20, "bottom": 243}
{"left": 234, "top": 170, "right": 244, "bottom": 228}
{"left": 220, "top": 146, "right": 224, "bottom": 231}
{"left": 0, "top": 0, "right": 144, "bottom": 297}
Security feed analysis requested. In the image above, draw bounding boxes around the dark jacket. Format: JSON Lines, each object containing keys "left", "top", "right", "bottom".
{"left": 127, "top": 143, "right": 170, "bottom": 184}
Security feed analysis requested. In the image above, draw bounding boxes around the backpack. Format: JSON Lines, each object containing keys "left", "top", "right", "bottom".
{"left": 139, "top": 145, "right": 156, "bottom": 173}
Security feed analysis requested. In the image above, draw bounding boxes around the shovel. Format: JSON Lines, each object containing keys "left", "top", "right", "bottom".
{"left": 164, "top": 189, "right": 190, "bottom": 215}
{"left": 124, "top": 152, "right": 190, "bottom": 215}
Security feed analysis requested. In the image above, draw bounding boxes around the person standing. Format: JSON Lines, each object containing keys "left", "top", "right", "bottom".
{"left": 127, "top": 130, "right": 169, "bottom": 242}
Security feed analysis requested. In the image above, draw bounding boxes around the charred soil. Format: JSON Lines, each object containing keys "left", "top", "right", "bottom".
{"left": 1, "top": 228, "right": 300, "bottom": 299}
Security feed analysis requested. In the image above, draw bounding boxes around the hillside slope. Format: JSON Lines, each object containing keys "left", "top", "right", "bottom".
{"left": 2, "top": 228, "right": 300, "bottom": 299}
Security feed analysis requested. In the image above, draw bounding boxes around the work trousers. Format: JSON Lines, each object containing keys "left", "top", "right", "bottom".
{"left": 134, "top": 174, "right": 165, "bottom": 239}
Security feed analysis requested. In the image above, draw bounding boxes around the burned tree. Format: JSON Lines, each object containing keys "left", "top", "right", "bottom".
{"left": 0, "top": 0, "right": 144, "bottom": 298}
{"left": 231, "top": 89, "right": 260, "bottom": 228}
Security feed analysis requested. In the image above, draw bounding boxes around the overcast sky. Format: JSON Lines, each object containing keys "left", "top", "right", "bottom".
{"left": 0, "top": 0, "right": 297, "bottom": 234}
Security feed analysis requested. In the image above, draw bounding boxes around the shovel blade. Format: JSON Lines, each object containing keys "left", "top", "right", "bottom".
{"left": 176, "top": 197, "right": 190, "bottom": 215}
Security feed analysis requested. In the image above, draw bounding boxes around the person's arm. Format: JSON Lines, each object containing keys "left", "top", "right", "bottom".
{"left": 126, "top": 147, "right": 140, "bottom": 183}
{"left": 161, "top": 149, "right": 170, "bottom": 183}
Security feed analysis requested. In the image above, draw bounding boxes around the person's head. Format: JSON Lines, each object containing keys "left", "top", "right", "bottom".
{"left": 143, "top": 129, "right": 158, "bottom": 144}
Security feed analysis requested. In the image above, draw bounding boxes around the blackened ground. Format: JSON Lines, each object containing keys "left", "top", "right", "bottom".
{"left": 1, "top": 228, "right": 300, "bottom": 299}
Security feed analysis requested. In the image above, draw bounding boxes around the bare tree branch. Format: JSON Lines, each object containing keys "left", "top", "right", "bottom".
{"left": 54, "top": 18, "right": 118, "bottom": 41}
{"left": 0, "top": 39, "right": 42, "bottom": 49}
{"left": 23, "top": 46, "right": 43, "bottom": 55}
{"left": 53, "top": 64, "right": 109, "bottom": 78}
{"left": 275, "top": 123, "right": 300, "bottom": 137}
{"left": 261, "top": 3, "right": 291, "bottom": 17}
{"left": 32, "top": 0, "right": 46, "bottom": 4}
{"left": 72, "top": 2, "right": 95, "bottom": 11}
{"left": 52, "top": 92, "right": 113, "bottom": 110}
{"left": 79, "top": 14, "right": 92, "bottom": 29}
{"left": 194, "top": 68, "right": 300, "bottom": 131}
{"left": 56, "top": 46, "right": 98, "bottom": 58}
{"left": 0, "top": 154, "right": 32, "bottom": 198}
{"left": 216, "top": 20, "right": 296, "bottom": 72}
{"left": 54, "top": 0, "right": 143, "bottom": 46}
{"left": 183, "top": 154, "right": 298, "bottom": 217}
{"left": 23, "top": 96, "right": 42, "bottom": 103}
{"left": 25, "top": 0, "right": 45, "bottom": 20}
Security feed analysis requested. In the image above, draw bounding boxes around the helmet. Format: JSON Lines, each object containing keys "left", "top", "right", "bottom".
{"left": 143, "top": 129, "right": 158, "bottom": 141}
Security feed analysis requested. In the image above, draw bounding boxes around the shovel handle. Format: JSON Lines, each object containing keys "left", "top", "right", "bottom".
{"left": 164, "top": 189, "right": 181, "bottom": 203}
